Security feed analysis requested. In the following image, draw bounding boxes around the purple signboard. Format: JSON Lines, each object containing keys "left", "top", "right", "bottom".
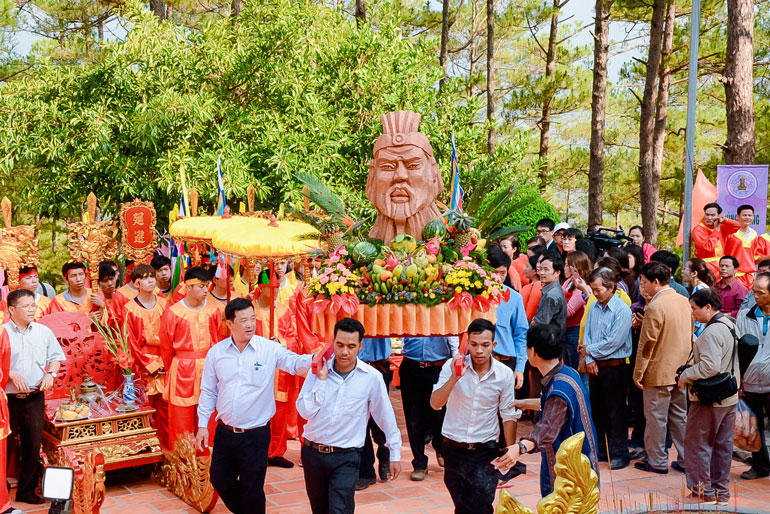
{"left": 717, "top": 165, "right": 769, "bottom": 232}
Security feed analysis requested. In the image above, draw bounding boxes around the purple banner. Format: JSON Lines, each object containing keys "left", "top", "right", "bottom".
{"left": 717, "top": 165, "right": 768, "bottom": 232}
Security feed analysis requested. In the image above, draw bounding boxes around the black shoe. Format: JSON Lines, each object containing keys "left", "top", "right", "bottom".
{"left": 378, "top": 462, "right": 390, "bottom": 481}
{"left": 610, "top": 457, "right": 630, "bottom": 470}
{"left": 634, "top": 460, "right": 668, "bottom": 474}
{"left": 16, "top": 493, "right": 45, "bottom": 505}
{"left": 741, "top": 468, "right": 770, "bottom": 480}
{"left": 355, "top": 477, "right": 376, "bottom": 491}
{"left": 267, "top": 456, "right": 294, "bottom": 468}
{"left": 628, "top": 448, "right": 646, "bottom": 460}
{"left": 671, "top": 461, "right": 685, "bottom": 473}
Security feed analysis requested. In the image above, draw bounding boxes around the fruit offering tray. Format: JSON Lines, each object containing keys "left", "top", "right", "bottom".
{"left": 43, "top": 397, "right": 163, "bottom": 471}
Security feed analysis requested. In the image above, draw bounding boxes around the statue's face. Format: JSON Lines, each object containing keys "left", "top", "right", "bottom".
{"left": 369, "top": 145, "right": 436, "bottom": 222}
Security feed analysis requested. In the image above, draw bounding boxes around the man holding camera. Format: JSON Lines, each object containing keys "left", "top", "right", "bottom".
{"left": 678, "top": 288, "right": 739, "bottom": 504}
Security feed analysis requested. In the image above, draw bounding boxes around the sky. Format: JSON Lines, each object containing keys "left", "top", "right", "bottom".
{"left": 7, "top": 0, "right": 640, "bottom": 81}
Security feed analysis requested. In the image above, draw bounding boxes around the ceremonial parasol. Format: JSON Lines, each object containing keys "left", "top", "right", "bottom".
{"left": 169, "top": 212, "right": 320, "bottom": 338}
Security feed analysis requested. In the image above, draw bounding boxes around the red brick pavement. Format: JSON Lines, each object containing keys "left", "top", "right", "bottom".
{"left": 15, "top": 389, "right": 770, "bottom": 513}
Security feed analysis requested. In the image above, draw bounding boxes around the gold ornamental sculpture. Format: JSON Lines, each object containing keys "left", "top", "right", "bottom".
{"left": 66, "top": 192, "right": 119, "bottom": 293}
{"left": 496, "top": 432, "right": 600, "bottom": 514}
{"left": 160, "top": 434, "right": 218, "bottom": 513}
{"left": 52, "top": 448, "right": 106, "bottom": 514}
{"left": 0, "top": 197, "right": 40, "bottom": 290}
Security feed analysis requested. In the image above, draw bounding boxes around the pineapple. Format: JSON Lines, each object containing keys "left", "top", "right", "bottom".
{"left": 320, "top": 219, "right": 345, "bottom": 250}
{"left": 452, "top": 211, "right": 476, "bottom": 249}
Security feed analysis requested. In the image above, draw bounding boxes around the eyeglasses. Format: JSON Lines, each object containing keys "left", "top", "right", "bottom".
{"left": 536, "top": 228, "right": 551, "bottom": 234}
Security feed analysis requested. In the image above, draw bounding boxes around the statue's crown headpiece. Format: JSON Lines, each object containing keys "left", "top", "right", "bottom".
{"left": 373, "top": 110, "right": 434, "bottom": 158}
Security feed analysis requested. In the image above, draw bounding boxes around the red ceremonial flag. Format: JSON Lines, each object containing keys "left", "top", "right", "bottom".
{"left": 677, "top": 169, "right": 718, "bottom": 247}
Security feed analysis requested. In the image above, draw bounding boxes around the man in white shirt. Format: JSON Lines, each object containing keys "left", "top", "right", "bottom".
{"left": 4, "top": 289, "right": 65, "bottom": 505}
{"left": 430, "top": 318, "right": 520, "bottom": 514}
{"left": 297, "top": 318, "right": 402, "bottom": 514}
{"left": 195, "top": 298, "right": 313, "bottom": 514}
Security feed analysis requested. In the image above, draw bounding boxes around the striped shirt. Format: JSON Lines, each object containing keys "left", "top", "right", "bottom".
{"left": 583, "top": 293, "right": 633, "bottom": 365}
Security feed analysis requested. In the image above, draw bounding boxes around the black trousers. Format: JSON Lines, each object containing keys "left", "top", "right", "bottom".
{"left": 399, "top": 358, "right": 445, "bottom": 470}
{"left": 589, "top": 363, "right": 630, "bottom": 461}
{"left": 359, "top": 360, "right": 392, "bottom": 480}
{"left": 8, "top": 392, "right": 44, "bottom": 499}
{"left": 302, "top": 445, "right": 361, "bottom": 514}
{"left": 743, "top": 391, "right": 770, "bottom": 474}
{"left": 443, "top": 442, "right": 499, "bottom": 514}
{"left": 494, "top": 356, "right": 516, "bottom": 447}
{"left": 210, "top": 423, "right": 270, "bottom": 514}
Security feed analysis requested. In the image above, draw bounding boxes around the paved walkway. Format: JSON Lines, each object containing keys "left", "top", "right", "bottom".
{"left": 15, "top": 390, "right": 770, "bottom": 513}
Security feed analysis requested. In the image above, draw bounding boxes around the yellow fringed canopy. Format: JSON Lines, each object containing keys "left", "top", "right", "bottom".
{"left": 169, "top": 216, "right": 320, "bottom": 258}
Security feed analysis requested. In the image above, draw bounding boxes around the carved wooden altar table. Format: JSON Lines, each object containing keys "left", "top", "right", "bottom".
{"left": 42, "top": 398, "right": 163, "bottom": 471}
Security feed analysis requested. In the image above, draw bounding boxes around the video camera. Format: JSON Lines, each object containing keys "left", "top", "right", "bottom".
{"left": 585, "top": 227, "right": 632, "bottom": 253}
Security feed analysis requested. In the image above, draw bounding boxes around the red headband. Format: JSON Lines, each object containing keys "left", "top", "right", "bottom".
{"left": 64, "top": 266, "right": 85, "bottom": 278}
{"left": 19, "top": 269, "right": 38, "bottom": 280}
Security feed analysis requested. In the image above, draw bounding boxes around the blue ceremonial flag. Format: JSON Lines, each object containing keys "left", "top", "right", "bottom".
{"left": 217, "top": 157, "right": 227, "bottom": 215}
{"left": 449, "top": 133, "right": 464, "bottom": 222}
{"left": 179, "top": 192, "right": 187, "bottom": 217}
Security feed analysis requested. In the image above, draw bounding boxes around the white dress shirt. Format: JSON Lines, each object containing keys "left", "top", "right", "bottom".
{"left": 434, "top": 356, "right": 521, "bottom": 443}
{"left": 3, "top": 321, "right": 65, "bottom": 394}
{"left": 297, "top": 357, "right": 402, "bottom": 461}
{"left": 197, "top": 335, "right": 313, "bottom": 430}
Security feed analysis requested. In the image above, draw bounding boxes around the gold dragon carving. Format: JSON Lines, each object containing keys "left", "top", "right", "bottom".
{"left": 54, "top": 448, "right": 106, "bottom": 514}
{"left": 0, "top": 197, "right": 40, "bottom": 290}
{"left": 66, "top": 193, "right": 119, "bottom": 294}
{"left": 496, "top": 432, "right": 600, "bottom": 514}
{"left": 160, "top": 433, "right": 218, "bottom": 513}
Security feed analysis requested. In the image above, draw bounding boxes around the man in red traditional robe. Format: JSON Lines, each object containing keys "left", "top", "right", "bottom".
{"left": 160, "top": 267, "right": 222, "bottom": 451}
{"left": 0, "top": 325, "right": 18, "bottom": 514}
{"left": 46, "top": 262, "right": 109, "bottom": 324}
{"left": 252, "top": 268, "right": 306, "bottom": 468}
{"left": 0, "top": 267, "right": 50, "bottom": 323}
{"left": 692, "top": 202, "right": 740, "bottom": 276}
{"left": 724, "top": 204, "right": 763, "bottom": 288}
{"left": 121, "top": 265, "right": 170, "bottom": 449}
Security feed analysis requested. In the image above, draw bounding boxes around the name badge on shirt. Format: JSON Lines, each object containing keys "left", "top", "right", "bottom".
{"left": 254, "top": 361, "right": 263, "bottom": 371}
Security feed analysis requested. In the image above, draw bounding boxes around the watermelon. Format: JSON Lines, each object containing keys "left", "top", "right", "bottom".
{"left": 423, "top": 218, "right": 447, "bottom": 240}
{"left": 351, "top": 241, "right": 378, "bottom": 265}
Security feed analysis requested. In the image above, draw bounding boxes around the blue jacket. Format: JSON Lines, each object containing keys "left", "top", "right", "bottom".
{"left": 494, "top": 285, "right": 529, "bottom": 371}
{"left": 539, "top": 365, "right": 600, "bottom": 496}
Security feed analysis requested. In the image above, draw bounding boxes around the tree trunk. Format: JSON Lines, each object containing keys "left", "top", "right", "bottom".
{"left": 231, "top": 0, "right": 244, "bottom": 18}
{"left": 439, "top": 0, "right": 450, "bottom": 92}
{"left": 652, "top": 0, "right": 675, "bottom": 179}
{"left": 486, "top": 0, "right": 495, "bottom": 155}
{"left": 637, "top": 0, "right": 666, "bottom": 245}
{"left": 149, "top": 0, "right": 165, "bottom": 20}
{"left": 538, "top": 0, "right": 560, "bottom": 192}
{"left": 587, "top": 0, "right": 612, "bottom": 228}
{"left": 355, "top": 0, "right": 367, "bottom": 27}
{"left": 724, "top": 0, "right": 755, "bottom": 164}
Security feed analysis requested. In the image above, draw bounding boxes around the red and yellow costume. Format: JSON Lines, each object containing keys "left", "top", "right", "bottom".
{"left": 207, "top": 290, "right": 238, "bottom": 340}
{"left": 124, "top": 296, "right": 170, "bottom": 449}
{"left": 254, "top": 295, "right": 308, "bottom": 459}
{"left": 0, "top": 328, "right": 13, "bottom": 512}
{"left": 692, "top": 218, "right": 740, "bottom": 275}
{"left": 46, "top": 290, "right": 109, "bottom": 323}
{"left": 724, "top": 228, "right": 763, "bottom": 288}
{"left": 160, "top": 299, "right": 222, "bottom": 450}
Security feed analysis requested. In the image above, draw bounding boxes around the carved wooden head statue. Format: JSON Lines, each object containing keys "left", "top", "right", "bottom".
{"left": 366, "top": 111, "right": 444, "bottom": 244}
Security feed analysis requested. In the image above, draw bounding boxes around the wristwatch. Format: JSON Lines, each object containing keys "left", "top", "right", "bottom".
{"left": 517, "top": 441, "right": 529, "bottom": 455}
{"left": 47, "top": 371, "right": 57, "bottom": 379}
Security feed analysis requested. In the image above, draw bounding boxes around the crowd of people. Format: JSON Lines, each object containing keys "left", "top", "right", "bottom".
{"left": 0, "top": 201, "right": 768, "bottom": 513}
